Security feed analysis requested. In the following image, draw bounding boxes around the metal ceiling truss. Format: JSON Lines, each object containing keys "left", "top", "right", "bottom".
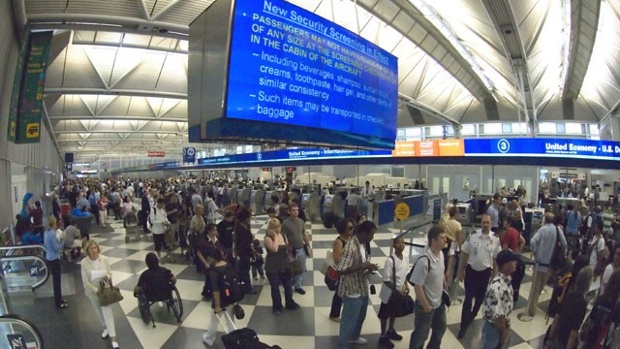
{"left": 562, "top": 0, "right": 601, "bottom": 101}
{"left": 357, "top": 0, "right": 495, "bottom": 103}
{"left": 482, "top": 0, "right": 536, "bottom": 134}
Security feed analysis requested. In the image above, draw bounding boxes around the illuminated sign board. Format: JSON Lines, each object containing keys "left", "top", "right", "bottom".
{"left": 148, "top": 151, "right": 166, "bottom": 157}
{"left": 119, "top": 138, "right": 620, "bottom": 173}
{"left": 464, "top": 138, "right": 620, "bottom": 160}
{"left": 226, "top": 0, "right": 398, "bottom": 141}
{"left": 392, "top": 139, "right": 465, "bottom": 157}
{"left": 188, "top": 0, "right": 397, "bottom": 149}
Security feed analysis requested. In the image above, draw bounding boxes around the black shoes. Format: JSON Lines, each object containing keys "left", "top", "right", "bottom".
{"left": 386, "top": 329, "right": 402, "bottom": 341}
{"left": 285, "top": 302, "right": 300, "bottom": 310}
{"left": 378, "top": 336, "right": 394, "bottom": 348}
{"left": 294, "top": 288, "right": 306, "bottom": 295}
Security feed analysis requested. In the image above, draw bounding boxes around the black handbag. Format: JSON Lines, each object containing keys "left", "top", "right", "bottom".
{"left": 386, "top": 256, "right": 414, "bottom": 318}
{"left": 549, "top": 227, "right": 567, "bottom": 270}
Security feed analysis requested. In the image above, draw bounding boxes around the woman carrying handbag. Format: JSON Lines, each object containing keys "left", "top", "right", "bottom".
{"left": 81, "top": 240, "right": 120, "bottom": 349}
{"left": 264, "top": 218, "right": 300, "bottom": 314}
{"left": 328, "top": 218, "right": 354, "bottom": 322}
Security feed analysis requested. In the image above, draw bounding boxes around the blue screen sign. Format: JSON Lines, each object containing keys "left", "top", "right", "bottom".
{"left": 465, "top": 138, "right": 620, "bottom": 161}
{"left": 226, "top": 0, "right": 398, "bottom": 141}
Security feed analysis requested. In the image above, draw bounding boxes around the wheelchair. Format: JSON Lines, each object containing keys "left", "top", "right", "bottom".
{"left": 136, "top": 284, "right": 183, "bottom": 328}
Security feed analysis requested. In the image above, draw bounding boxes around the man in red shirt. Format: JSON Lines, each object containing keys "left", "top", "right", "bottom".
{"left": 501, "top": 216, "right": 526, "bottom": 302}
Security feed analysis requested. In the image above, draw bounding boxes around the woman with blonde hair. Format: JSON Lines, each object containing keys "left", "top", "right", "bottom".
{"left": 81, "top": 240, "right": 119, "bottom": 349}
{"left": 43, "top": 216, "right": 67, "bottom": 309}
{"left": 264, "top": 217, "right": 299, "bottom": 314}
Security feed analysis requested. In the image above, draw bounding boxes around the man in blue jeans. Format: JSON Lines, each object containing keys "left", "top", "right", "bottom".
{"left": 408, "top": 226, "right": 448, "bottom": 349}
{"left": 281, "top": 203, "right": 311, "bottom": 294}
{"left": 335, "top": 221, "right": 378, "bottom": 349}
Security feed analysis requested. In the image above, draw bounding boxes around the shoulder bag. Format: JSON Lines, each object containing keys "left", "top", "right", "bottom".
{"left": 549, "top": 226, "right": 567, "bottom": 270}
{"left": 97, "top": 279, "right": 124, "bottom": 307}
{"left": 283, "top": 235, "right": 303, "bottom": 277}
{"left": 386, "top": 256, "right": 414, "bottom": 318}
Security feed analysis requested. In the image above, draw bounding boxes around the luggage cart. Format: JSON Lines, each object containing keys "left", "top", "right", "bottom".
{"left": 124, "top": 212, "right": 141, "bottom": 243}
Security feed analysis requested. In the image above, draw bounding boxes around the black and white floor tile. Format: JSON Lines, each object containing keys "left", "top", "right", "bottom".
{"left": 12, "top": 217, "right": 553, "bottom": 348}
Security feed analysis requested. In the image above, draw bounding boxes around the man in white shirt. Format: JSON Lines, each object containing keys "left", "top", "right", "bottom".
{"left": 361, "top": 181, "right": 375, "bottom": 220}
{"left": 378, "top": 237, "right": 409, "bottom": 348}
{"left": 150, "top": 198, "right": 170, "bottom": 259}
{"left": 457, "top": 213, "right": 501, "bottom": 338}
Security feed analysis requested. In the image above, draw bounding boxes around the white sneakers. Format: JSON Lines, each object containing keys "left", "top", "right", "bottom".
{"left": 111, "top": 341, "right": 120, "bottom": 349}
{"left": 202, "top": 332, "right": 214, "bottom": 346}
{"left": 101, "top": 329, "right": 109, "bottom": 339}
{"left": 349, "top": 337, "right": 368, "bottom": 344}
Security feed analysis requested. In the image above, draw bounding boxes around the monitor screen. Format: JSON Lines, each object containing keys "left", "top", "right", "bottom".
{"left": 226, "top": 0, "right": 398, "bottom": 142}
{"left": 188, "top": 0, "right": 398, "bottom": 149}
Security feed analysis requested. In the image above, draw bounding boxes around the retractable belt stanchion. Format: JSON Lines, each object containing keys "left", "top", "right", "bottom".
{"left": 517, "top": 261, "right": 539, "bottom": 322}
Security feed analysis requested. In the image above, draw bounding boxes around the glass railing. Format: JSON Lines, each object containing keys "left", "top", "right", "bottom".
{"left": 0, "top": 253, "right": 49, "bottom": 291}
{"left": 0, "top": 314, "right": 44, "bottom": 349}
{"left": 0, "top": 244, "right": 47, "bottom": 258}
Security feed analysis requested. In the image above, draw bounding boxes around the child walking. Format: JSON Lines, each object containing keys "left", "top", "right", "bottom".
{"left": 250, "top": 239, "right": 265, "bottom": 281}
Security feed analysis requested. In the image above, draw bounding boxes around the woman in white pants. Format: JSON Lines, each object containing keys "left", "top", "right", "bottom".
{"left": 81, "top": 240, "right": 120, "bottom": 349}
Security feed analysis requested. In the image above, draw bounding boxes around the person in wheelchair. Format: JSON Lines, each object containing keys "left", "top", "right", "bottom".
{"left": 135, "top": 252, "right": 176, "bottom": 301}
{"left": 135, "top": 252, "right": 183, "bottom": 327}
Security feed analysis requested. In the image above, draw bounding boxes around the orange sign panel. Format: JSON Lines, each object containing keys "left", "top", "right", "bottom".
{"left": 392, "top": 139, "right": 464, "bottom": 157}
{"left": 437, "top": 139, "right": 465, "bottom": 156}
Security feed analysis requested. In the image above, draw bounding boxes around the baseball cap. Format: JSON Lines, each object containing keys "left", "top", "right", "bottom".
{"left": 496, "top": 249, "right": 518, "bottom": 267}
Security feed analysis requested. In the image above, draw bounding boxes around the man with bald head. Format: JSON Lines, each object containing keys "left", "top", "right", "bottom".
{"left": 528, "top": 212, "right": 567, "bottom": 317}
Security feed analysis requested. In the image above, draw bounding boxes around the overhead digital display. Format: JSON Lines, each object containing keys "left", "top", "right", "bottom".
{"left": 225, "top": 0, "right": 398, "bottom": 142}
{"left": 465, "top": 138, "right": 620, "bottom": 160}
{"left": 119, "top": 138, "right": 620, "bottom": 174}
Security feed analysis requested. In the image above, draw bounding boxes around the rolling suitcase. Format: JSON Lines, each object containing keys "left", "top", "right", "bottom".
{"left": 216, "top": 312, "right": 277, "bottom": 349}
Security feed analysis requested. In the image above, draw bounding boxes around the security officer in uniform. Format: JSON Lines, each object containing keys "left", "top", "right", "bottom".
{"left": 456, "top": 213, "right": 501, "bottom": 339}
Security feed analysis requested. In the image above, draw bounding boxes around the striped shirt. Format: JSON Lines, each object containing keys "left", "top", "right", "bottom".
{"left": 336, "top": 236, "right": 368, "bottom": 298}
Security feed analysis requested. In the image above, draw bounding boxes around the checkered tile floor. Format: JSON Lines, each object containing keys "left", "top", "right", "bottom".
{"left": 15, "top": 216, "right": 552, "bottom": 348}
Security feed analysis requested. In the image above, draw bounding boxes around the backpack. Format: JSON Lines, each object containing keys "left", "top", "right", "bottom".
{"left": 580, "top": 297, "right": 617, "bottom": 346}
{"left": 406, "top": 255, "right": 431, "bottom": 286}
{"left": 549, "top": 226, "right": 567, "bottom": 270}
{"left": 216, "top": 265, "right": 246, "bottom": 307}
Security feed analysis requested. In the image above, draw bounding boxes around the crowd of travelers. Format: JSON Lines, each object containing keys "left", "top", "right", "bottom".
{"left": 12, "top": 175, "right": 620, "bottom": 349}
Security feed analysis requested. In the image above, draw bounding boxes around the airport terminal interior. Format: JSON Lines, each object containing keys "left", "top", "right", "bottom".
{"left": 1, "top": 0, "right": 620, "bottom": 349}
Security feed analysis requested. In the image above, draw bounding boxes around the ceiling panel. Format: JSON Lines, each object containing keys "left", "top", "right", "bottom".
{"left": 18, "top": 0, "right": 620, "bottom": 160}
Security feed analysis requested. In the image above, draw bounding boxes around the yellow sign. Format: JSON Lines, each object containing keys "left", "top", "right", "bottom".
{"left": 26, "top": 123, "right": 39, "bottom": 138}
{"left": 395, "top": 202, "right": 410, "bottom": 221}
